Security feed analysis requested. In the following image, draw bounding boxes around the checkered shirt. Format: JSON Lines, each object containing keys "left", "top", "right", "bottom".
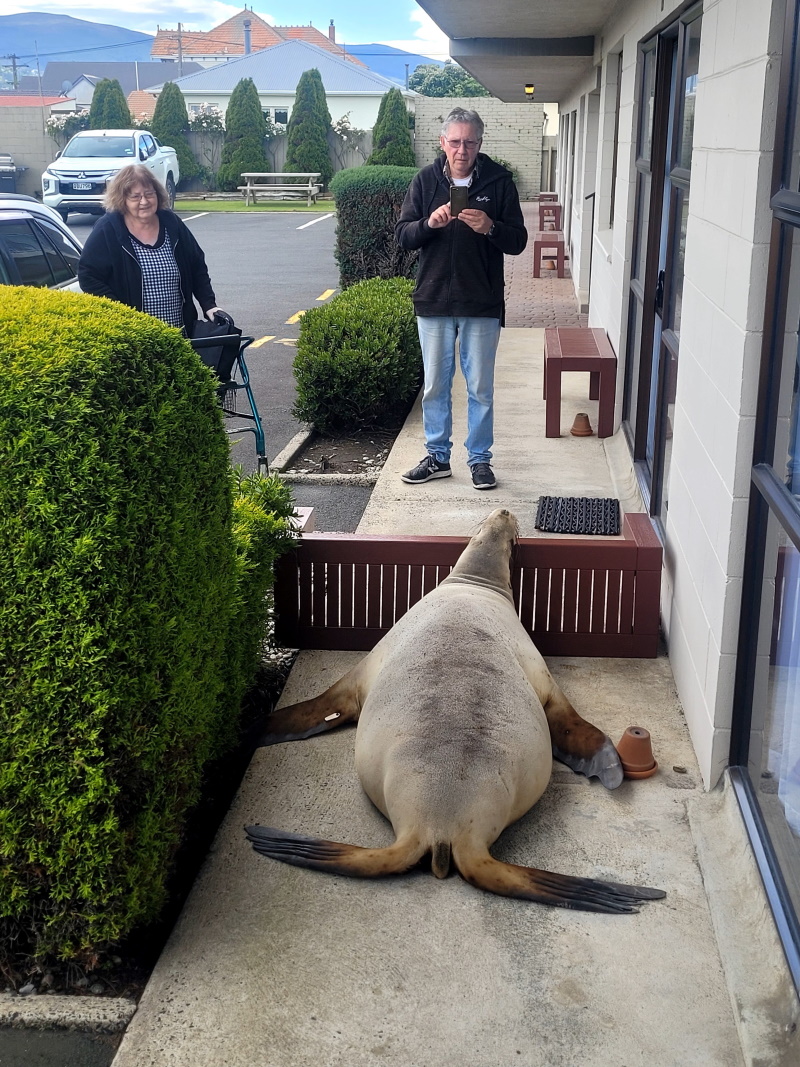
{"left": 130, "top": 227, "right": 184, "bottom": 328}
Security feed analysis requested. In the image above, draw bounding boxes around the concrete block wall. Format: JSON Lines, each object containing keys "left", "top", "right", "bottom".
{"left": 558, "top": 0, "right": 782, "bottom": 788}
{"left": 0, "top": 107, "right": 59, "bottom": 197}
{"left": 413, "top": 97, "right": 544, "bottom": 200}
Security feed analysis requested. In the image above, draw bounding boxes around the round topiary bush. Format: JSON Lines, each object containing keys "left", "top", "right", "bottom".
{"left": 0, "top": 288, "right": 295, "bottom": 963}
{"left": 292, "top": 276, "right": 422, "bottom": 433}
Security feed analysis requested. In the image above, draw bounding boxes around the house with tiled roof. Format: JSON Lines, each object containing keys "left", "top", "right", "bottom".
{"left": 127, "top": 90, "right": 158, "bottom": 123}
{"left": 151, "top": 39, "right": 416, "bottom": 131}
{"left": 151, "top": 9, "right": 364, "bottom": 69}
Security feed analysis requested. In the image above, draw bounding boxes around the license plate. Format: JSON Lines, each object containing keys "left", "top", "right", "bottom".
{"left": 71, "top": 182, "right": 92, "bottom": 191}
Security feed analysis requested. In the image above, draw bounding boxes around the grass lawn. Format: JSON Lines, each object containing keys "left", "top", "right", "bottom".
{"left": 175, "top": 199, "right": 335, "bottom": 212}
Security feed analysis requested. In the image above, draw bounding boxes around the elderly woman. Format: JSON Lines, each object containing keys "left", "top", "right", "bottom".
{"left": 78, "top": 164, "right": 224, "bottom": 333}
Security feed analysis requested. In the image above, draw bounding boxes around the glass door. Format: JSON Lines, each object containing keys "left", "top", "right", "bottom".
{"left": 624, "top": 7, "right": 702, "bottom": 525}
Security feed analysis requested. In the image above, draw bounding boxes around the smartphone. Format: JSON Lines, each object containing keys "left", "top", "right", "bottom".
{"left": 449, "top": 186, "right": 469, "bottom": 217}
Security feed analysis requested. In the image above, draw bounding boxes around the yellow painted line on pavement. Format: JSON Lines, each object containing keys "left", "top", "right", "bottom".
{"left": 316, "top": 289, "right": 336, "bottom": 301}
{"left": 273, "top": 338, "right": 298, "bottom": 347}
{"left": 250, "top": 335, "right": 276, "bottom": 348}
{"left": 285, "top": 310, "right": 306, "bottom": 324}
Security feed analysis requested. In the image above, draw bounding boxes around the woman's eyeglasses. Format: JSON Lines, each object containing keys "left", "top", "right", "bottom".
{"left": 443, "top": 139, "right": 480, "bottom": 149}
{"left": 126, "top": 191, "right": 157, "bottom": 202}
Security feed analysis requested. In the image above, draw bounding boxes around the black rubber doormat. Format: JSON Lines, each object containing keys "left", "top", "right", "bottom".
{"left": 535, "top": 496, "right": 621, "bottom": 536}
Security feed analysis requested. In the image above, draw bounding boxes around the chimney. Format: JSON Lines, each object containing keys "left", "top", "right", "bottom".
{"left": 243, "top": 19, "right": 252, "bottom": 55}
{"left": 329, "top": 19, "right": 336, "bottom": 43}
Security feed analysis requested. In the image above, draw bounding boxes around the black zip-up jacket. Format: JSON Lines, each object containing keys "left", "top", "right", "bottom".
{"left": 395, "top": 154, "right": 527, "bottom": 322}
{"left": 77, "top": 209, "right": 217, "bottom": 334}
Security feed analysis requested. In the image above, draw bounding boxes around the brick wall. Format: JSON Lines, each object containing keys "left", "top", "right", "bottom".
{"left": 412, "top": 97, "right": 545, "bottom": 200}
{"left": 0, "top": 107, "right": 59, "bottom": 197}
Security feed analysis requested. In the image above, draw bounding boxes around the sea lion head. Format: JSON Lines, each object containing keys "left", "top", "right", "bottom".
{"left": 447, "top": 508, "right": 519, "bottom": 597}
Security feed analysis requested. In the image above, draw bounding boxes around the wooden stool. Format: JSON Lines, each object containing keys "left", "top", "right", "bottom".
{"left": 532, "top": 231, "right": 565, "bottom": 278}
{"left": 543, "top": 327, "right": 617, "bottom": 438}
{"left": 538, "top": 202, "right": 562, "bottom": 230}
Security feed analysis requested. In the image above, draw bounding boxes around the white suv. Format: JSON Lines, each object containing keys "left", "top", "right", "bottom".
{"left": 0, "top": 194, "right": 82, "bottom": 291}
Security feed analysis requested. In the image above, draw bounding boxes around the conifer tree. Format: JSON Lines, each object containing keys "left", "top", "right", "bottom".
{"left": 365, "top": 88, "right": 415, "bottom": 167}
{"left": 284, "top": 68, "right": 332, "bottom": 187}
{"left": 151, "top": 81, "right": 199, "bottom": 184}
{"left": 216, "top": 77, "right": 271, "bottom": 191}
{"left": 88, "top": 79, "right": 132, "bottom": 129}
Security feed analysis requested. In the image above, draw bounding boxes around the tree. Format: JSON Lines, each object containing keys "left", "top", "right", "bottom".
{"left": 216, "top": 77, "right": 271, "bottom": 191}
{"left": 365, "top": 88, "right": 415, "bottom": 167}
{"left": 88, "top": 78, "right": 132, "bottom": 128}
{"left": 151, "top": 81, "right": 199, "bottom": 185}
{"left": 408, "top": 63, "right": 490, "bottom": 98}
{"left": 285, "top": 68, "right": 332, "bottom": 187}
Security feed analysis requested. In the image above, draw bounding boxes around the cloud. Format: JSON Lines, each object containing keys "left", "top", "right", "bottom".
{"left": 380, "top": 8, "right": 450, "bottom": 61}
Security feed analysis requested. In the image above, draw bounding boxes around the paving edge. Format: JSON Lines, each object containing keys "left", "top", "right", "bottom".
{"left": 0, "top": 992, "right": 137, "bottom": 1032}
{"left": 271, "top": 428, "right": 381, "bottom": 486}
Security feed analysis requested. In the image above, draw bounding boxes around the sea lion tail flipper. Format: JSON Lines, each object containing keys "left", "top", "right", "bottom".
{"left": 245, "top": 826, "right": 426, "bottom": 878}
{"left": 257, "top": 675, "right": 361, "bottom": 746}
{"left": 452, "top": 845, "right": 665, "bottom": 913}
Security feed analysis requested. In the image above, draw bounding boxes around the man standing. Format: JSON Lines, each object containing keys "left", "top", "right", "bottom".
{"left": 395, "top": 107, "right": 527, "bottom": 490}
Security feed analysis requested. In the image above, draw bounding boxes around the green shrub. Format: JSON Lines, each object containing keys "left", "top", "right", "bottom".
{"left": 216, "top": 78, "right": 271, "bottom": 191}
{"left": 285, "top": 68, "right": 333, "bottom": 188}
{"left": 293, "top": 277, "right": 421, "bottom": 433}
{"left": 88, "top": 78, "right": 131, "bottom": 129}
{"left": 151, "top": 81, "right": 199, "bottom": 186}
{"left": 330, "top": 165, "right": 419, "bottom": 288}
{"left": 365, "top": 88, "right": 415, "bottom": 167}
{"left": 0, "top": 288, "right": 295, "bottom": 963}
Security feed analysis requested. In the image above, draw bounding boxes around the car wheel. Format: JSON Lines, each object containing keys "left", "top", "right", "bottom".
{"left": 166, "top": 175, "right": 176, "bottom": 208}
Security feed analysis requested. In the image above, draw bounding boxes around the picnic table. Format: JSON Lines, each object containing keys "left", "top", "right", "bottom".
{"left": 239, "top": 172, "right": 322, "bottom": 206}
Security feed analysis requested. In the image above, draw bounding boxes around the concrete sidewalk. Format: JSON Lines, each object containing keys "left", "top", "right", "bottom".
{"left": 110, "top": 213, "right": 798, "bottom": 1067}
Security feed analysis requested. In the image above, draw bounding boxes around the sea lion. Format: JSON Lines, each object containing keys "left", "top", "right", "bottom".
{"left": 246, "top": 508, "right": 665, "bottom": 913}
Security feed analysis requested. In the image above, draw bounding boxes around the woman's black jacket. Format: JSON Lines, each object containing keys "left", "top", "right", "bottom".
{"left": 77, "top": 209, "right": 217, "bottom": 334}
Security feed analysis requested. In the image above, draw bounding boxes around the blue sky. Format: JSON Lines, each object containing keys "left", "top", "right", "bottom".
{"left": 0, "top": 2, "right": 452, "bottom": 59}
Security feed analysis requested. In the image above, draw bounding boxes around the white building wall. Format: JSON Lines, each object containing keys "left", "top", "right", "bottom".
{"left": 178, "top": 91, "right": 396, "bottom": 131}
{"left": 557, "top": 0, "right": 783, "bottom": 787}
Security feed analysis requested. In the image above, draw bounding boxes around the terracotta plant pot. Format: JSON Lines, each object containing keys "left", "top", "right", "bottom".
{"left": 570, "top": 412, "right": 594, "bottom": 437}
{"left": 616, "top": 726, "right": 658, "bottom": 779}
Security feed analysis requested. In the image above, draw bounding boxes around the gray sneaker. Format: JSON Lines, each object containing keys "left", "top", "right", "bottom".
{"left": 471, "top": 463, "right": 496, "bottom": 490}
{"left": 401, "top": 455, "right": 452, "bottom": 484}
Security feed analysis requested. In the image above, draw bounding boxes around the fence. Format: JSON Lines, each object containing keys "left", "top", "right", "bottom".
{"left": 274, "top": 514, "right": 662, "bottom": 657}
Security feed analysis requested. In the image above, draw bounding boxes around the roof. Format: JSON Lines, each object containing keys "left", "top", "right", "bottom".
{"left": 0, "top": 94, "right": 68, "bottom": 107}
{"left": 150, "top": 9, "right": 364, "bottom": 66}
{"left": 342, "top": 44, "right": 445, "bottom": 85}
{"left": 159, "top": 39, "right": 412, "bottom": 95}
{"left": 127, "top": 90, "right": 158, "bottom": 120}
{"left": 16, "top": 61, "right": 202, "bottom": 97}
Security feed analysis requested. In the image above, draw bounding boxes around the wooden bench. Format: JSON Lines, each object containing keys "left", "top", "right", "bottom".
{"left": 272, "top": 514, "right": 662, "bottom": 657}
{"left": 238, "top": 172, "right": 322, "bottom": 206}
{"left": 532, "top": 230, "right": 565, "bottom": 278}
{"left": 538, "top": 202, "right": 563, "bottom": 230}
{"left": 543, "top": 327, "right": 617, "bottom": 438}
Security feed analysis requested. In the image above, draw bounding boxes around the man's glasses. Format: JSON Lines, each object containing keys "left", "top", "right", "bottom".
{"left": 126, "top": 191, "right": 157, "bottom": 202}
{"left": 443, "top": 139, "right": 481, "bottom": 149}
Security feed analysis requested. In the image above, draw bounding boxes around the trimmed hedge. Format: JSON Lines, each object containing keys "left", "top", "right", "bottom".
{"left": 0, "top": 288, "right": 296, "bottom": 962}
{"left": 329, "top": 165, "right": 418, "bottom": 288}
{"left": 293, "top": 277, "right": 421, "bottom": 433}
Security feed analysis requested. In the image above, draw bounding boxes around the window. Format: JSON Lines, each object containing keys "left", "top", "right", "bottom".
{"left": 0, "top": 220, "right": 57, "bottom": 287}
{"left": 35, "top": 218, "right": 80, "bottom": 284}
{"left": 262, "top": 108, "right": 272, "bottom": 120}
{"left": 731, "top": 0, "right": 800, "bottom": 995}
{"left": 274, "top": 109, "right": 288, "bottom": 125}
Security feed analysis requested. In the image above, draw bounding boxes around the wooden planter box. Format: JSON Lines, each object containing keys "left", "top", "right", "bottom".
{"left": 274, "top": 513, "right": 662, "bottom": 658}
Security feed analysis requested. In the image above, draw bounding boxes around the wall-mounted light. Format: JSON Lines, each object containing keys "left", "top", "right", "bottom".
{"left": 524, "top": 83, "right": 535, "bottom": 99}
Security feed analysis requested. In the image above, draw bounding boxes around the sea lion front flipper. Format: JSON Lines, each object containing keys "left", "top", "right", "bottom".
{"left": 257, "top": 673, "right": 362, "bottom": 746}
{"left": 543, "top": 694, "right": 624, "bottom": 790}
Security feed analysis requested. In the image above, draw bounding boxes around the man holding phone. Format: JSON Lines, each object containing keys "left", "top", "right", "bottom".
{"left": 395, "top": 107, "right": 527, "bottom": 489}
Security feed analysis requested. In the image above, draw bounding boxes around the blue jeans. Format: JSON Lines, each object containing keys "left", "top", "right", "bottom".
{"left": 416, "top": 316, "right": 502, "bottom": 466}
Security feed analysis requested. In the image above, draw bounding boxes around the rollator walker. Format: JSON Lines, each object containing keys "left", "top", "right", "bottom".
{"left": 189, "top": 313, "right": 268, "bottom": 473}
